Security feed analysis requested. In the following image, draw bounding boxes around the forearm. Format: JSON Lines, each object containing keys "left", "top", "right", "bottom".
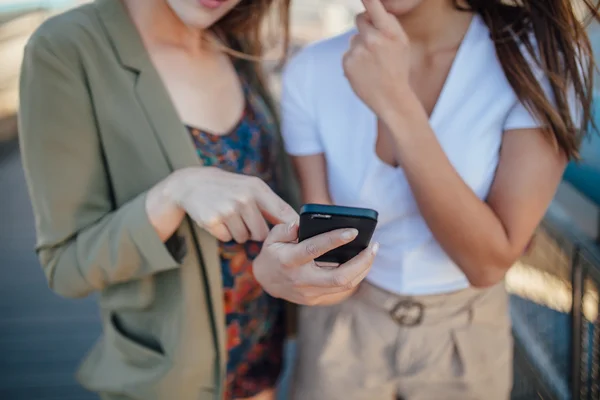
{"left": 39, "top": 191, "right": 186, "bottom": 299}
{"left": 382, "top": 99, "right": 516, "bottom": 287}
{"left": 291, "top": 154, "right": 333, "bottom": 205}
{"left": 303, "top": 192, "right": 333, "bottom": 205}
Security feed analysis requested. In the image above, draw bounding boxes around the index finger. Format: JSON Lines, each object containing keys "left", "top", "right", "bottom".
{"left": 254, "top": 185, "right": 299, "bottom": 225}
{"left": 362, "top": 0, "right": 394, "bottom": 32}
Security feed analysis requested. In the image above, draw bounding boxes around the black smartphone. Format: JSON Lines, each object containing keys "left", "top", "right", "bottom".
{"left": 298, "top": 204, "right": 378, "bottom": 264}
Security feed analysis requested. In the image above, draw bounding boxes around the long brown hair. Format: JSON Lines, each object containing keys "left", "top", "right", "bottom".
{"left": 210, "top": 0, "right": 300, "bottom": 208}
{"left": 454, "top": 0, "right": 600, "bottom": 159}
{"left": 212, "top": 0, "right": 291, "bottom": 61}
{"left": 208, "top": 0, "right": 291, "bottom": 121}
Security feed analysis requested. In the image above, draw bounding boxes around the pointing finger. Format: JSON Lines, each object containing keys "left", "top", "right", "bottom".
{"left": 253, "top": 183, "right": 299, "bottom": 225}
{"left": 361, "top": 0, "right": 396, "bottom": 34}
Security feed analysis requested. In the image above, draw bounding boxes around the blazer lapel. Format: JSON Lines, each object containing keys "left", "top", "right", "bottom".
{"left": 94, "top": 0, "right": 199, "bottom": 171}
{"left": 134, "top": 70, "right": 201, "bottom": 171}
{"left": 94, "top": 0, "right": 226, "bottom": 377}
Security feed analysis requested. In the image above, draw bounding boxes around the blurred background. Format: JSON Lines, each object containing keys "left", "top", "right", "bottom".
{"left": 0, "top": 1, "right": 599, "bottom": 399}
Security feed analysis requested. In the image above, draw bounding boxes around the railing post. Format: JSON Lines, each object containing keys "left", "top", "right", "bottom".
{"left": 571, "top": 247, "right": 584, "bottom": 400}
{"left": 591, "top": 299, "right": 600, "bottom": 400}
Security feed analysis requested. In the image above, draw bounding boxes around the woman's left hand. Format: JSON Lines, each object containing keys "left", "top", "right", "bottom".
{"left": 343, "top": 0, "right": 411, "bottom": 118}
{"left": 254, "top": 221, "right": 378, "bottom": 306}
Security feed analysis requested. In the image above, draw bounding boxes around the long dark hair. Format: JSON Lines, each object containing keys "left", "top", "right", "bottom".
{"left": 455, "top": 0, "right": 600, "bottom": 159}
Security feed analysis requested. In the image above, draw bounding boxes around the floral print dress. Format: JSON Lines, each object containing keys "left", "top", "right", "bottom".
{"left": 185, "top": 75, "right": 285, "bottom": 399}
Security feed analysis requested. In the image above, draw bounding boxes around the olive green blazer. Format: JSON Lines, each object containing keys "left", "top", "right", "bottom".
{"left": 18, "top": 0, "right": 298, "bottom": 399}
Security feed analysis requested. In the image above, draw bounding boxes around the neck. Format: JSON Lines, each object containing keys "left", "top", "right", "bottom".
{"left": 124, "top": 0, "right": 204, "bottom": 52}
{"left": 393, "top": 0, "right": 473, "bottom": 51}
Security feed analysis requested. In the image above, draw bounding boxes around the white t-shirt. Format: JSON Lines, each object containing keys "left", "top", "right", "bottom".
{"left": 281, "top": 15, "right": 550, "bottom": 295}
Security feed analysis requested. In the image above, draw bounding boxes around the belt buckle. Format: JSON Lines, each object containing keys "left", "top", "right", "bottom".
{"left": 390, "top": 299, "right": 424, "bottom": 326}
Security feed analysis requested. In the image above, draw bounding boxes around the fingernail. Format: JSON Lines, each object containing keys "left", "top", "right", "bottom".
{"left": 288, "top": 220, "right": 298, "bottom": 231}
{"left": 342, "top": 229, "right": 359, "bottom": 240}
{"left": 371, "top": 242, "right": 380, "bottom": 255}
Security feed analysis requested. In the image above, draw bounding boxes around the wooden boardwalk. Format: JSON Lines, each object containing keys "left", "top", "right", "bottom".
{"left": 0, "top": 144, "right": 101, "bottom": 400}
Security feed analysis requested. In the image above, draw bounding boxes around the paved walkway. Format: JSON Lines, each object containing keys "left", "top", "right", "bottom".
{"left": 0, "top": 146, "right": 100, "bottom": 400}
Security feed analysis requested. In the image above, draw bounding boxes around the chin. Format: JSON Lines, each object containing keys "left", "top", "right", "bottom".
{"left": 380, "top": 0, "right": 425, "bottom": 16}
{"left": 167, "top": 0, "right": 240, "bottom": 29}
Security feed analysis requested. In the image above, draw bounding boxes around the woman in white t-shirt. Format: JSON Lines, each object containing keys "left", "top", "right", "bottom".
{"left": 281, "top": 0, "right": 598, "bottom": 399}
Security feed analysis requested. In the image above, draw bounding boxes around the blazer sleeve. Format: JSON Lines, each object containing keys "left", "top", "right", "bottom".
{"left": 18, "top": 33, "right": 186, "bottom": 299}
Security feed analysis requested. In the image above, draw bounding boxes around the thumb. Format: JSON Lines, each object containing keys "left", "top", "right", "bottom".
{"left": 265, "top": 220, "right": 300, "bottom": 245}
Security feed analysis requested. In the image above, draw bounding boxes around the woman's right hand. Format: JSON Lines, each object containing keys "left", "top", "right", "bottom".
{"left": 146, "top": 167, "right": 298, "bottom": 243}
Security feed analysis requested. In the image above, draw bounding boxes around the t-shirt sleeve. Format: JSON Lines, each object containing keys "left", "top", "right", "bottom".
{"left": 280, "top": 49, "right": 324, "bottom": 156}
{"left": 504, "top": 100, "right": 542, "bottom": 131}
{"left": 504, "top": 50, "right": 583, "bottom": 132}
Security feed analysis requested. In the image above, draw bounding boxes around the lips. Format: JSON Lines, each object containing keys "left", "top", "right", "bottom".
{"left": 198, "top": 0, "right": 227, "bottom": 10}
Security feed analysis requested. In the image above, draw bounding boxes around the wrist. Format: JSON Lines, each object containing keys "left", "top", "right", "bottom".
{"left": 379, "top": 86, "right": 421, "bottom": 126}
{"left": 146, "top": 171, "right": 187, "bottom": 241}
{"left": 381, "top": 92, "right": 428, "bottom": 144}
{"left": 161, "top": 169, "right": 187, "bottom": 206}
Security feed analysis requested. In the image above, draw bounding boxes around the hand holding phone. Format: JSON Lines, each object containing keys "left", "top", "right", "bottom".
{"left": 298, "top": 204, "right": 378, "bottom": 264}
{"left": 254, "top": 219, "right": 379, "bottom": 306}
